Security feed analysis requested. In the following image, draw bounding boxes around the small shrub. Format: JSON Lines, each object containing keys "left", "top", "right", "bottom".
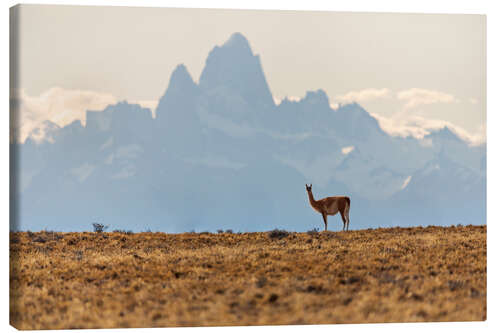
{"left": 113, "top": 229, "right": 134, "bottom": 235}
{"left": 33, "top": 236, "right": 47, "bottom": 243}
{"left": 92, "top": 223, "right": 109, "bottom": 233}
{"left": 256, "top": 277, "right": 267, "bottom": 288}
{"left": 217, "top": 229, "right": 224, "bottom": 234}
{"left": 225, "top": 229, "right": 233, "bottom": 234}
{"left": 269, "top": 229, "right": 289, "bottom": 240}
{"left": 268, "top": 293, "right": 279, "bottom": 303}
{"left": 74, "top": 250, "right": 83, "bottom": 261}
{"left": 42, "top": 230, "right": 63, "bottom": 241}
{"left": 307, "top": 228, "right": 319, "bottom": 235}
{"left": 448, "top": 280, "right": 464, "bottom": 291}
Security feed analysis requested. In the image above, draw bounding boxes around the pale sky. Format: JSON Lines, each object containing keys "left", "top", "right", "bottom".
{"left": 11, "top": 4, "right": 486, "bottom": 143}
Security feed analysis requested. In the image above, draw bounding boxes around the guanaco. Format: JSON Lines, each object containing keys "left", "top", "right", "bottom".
{"left": 305, "top": 184, "right": 351, "bottom": 231}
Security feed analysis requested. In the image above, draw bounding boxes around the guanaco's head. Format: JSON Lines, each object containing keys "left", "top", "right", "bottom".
{"left": 305, "top": 184, "right": 312, "bottom": 192}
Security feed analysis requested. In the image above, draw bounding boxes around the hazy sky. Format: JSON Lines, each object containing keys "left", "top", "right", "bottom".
{"left": 11, "top": 4, "right": 486, "bottom": 143}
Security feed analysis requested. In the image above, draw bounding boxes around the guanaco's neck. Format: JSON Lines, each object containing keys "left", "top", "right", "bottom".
{"left": 307, "top": 191, "right": 316, "bottom": 205}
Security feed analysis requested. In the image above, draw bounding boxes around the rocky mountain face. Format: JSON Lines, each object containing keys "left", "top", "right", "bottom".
{"left": 10, "top": 33, "right": 486, "bottom": 232}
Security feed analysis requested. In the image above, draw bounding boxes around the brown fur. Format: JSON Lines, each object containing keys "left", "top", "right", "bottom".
{"left": 306, "top": 184, "right": 351, "bottom": 231}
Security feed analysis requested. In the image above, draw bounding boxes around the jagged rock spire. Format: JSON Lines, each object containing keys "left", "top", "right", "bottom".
{"left": 198, "top": 32, "right": 275, "bottom": 109}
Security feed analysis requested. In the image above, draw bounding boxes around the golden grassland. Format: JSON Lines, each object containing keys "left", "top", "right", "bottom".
{"left": 10, "top": 225, "right": 486, "bottom": 329}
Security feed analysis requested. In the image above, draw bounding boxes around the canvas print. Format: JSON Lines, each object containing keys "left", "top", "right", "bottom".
{"left": 9, "top": 4, "right": 486, "bottom": 329}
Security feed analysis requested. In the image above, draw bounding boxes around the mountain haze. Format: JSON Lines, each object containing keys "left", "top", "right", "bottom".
{"left": 10, "top": 33, "right": 486, "bottom": 232}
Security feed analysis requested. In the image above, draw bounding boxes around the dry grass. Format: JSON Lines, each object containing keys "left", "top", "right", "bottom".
{"left": 10, "top": 225, "right": 486, "bottom": 329}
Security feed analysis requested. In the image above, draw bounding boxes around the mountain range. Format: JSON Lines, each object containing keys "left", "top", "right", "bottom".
{"left": 10, "top": 32, "right": 486, "bottom": 232}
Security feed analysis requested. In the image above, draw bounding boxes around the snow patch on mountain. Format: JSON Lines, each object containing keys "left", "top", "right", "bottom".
{"left": 341, "top": 146, "right": 355, "bottom": 155}
{"left": 401, "top": 176, "right": 412, "bottom": 189}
